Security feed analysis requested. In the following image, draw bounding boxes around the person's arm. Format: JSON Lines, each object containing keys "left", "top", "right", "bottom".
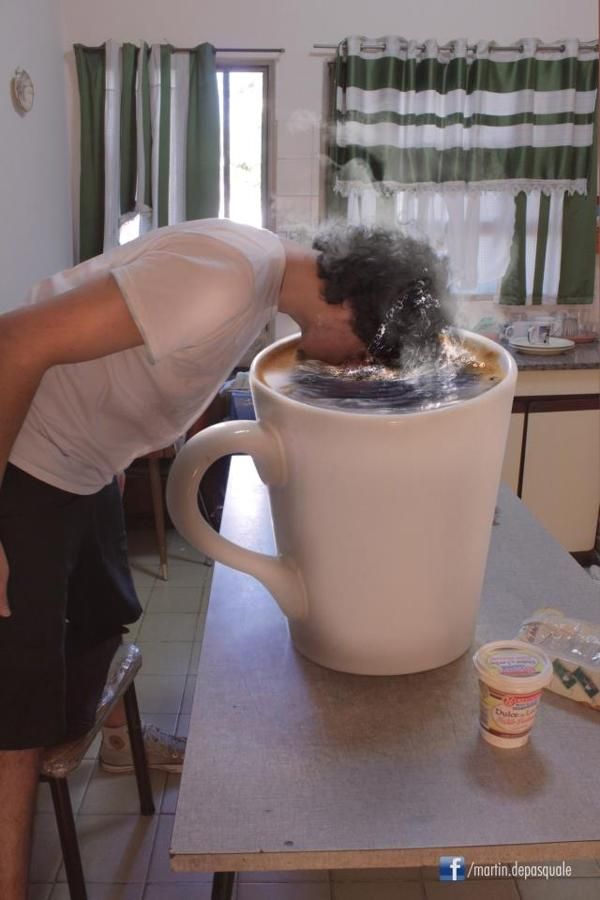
{"left": 0, "top": 273, "right": 144, "bottom": 616}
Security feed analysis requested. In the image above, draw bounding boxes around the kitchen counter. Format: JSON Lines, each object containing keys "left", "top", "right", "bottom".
{"left": 501, "top": 338, "right": 600, "bottom": 371}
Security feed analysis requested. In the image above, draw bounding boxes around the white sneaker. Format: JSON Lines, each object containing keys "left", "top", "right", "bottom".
{"left": 99, "top": 723, "right": 186, "bottom": 774}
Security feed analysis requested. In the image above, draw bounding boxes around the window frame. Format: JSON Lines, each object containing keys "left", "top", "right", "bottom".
{"left": 216, "top": 60, "right": 275, "bottom": 230}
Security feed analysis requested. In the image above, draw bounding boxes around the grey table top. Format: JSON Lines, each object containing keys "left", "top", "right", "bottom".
{"left": 171, "top": 457, "right": 600, "bottom": 872}
{"left": 502, "top": 338, "right": 600, "bottom": 371}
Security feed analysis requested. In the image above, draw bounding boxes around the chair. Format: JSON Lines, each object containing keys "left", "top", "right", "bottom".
{"left": 40, "top": 643, "right": 154, "bottom": 900}
{"left": 130, "top": 393, "right": 229, "bottom": 580}
{"left": 144, "top": 445, "right": 212, "bottom": 581}
{"left": 145, "top": 445, "right": 178, "bottom": 581}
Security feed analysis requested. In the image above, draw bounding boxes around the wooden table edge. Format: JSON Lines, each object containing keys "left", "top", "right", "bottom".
{"left": 171, "top": 840, "right": 600, "bottom": 872}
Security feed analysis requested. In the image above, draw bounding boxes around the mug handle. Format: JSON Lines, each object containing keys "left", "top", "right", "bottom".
{"left": 504, "top": 324, "right": 514, "bottom": 339}
{"left": 166, "top": 420, "right": 307, "bottom": 621}
{"left": 527, "top": 325, "right": 536, "bottom": 343}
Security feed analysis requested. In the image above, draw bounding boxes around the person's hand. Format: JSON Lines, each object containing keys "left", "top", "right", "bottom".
{"left": 0, "top": 540, "right": 10, "bottom": 617}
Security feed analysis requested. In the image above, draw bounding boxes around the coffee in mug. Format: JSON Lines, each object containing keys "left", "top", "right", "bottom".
{"left": 260, "top": 333, "right": 504, "bottom": 415}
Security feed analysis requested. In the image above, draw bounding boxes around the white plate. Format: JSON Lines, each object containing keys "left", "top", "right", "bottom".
{"left": 509, "top": 337, "right": 575, "bottom": 355}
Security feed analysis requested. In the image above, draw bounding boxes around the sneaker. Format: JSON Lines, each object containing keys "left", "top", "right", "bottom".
{"left": 99, "top": 723, "right": 186, "bottom": 774}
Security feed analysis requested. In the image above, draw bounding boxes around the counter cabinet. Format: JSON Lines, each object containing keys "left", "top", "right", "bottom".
{"left": 501, "top": 364, "right": 600, "bottom": 557}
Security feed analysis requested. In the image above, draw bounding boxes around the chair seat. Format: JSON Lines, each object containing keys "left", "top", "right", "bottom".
{"left": 41, "top": 643, "right": 142, "bottom": 779}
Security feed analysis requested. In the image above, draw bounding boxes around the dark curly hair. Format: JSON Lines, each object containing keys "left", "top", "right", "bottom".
{"left": 313, "top": 223, "right": 450, "bottom": 367}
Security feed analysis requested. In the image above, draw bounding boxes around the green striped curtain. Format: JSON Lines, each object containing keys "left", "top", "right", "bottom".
{"left": 186, "top": 44, "right": 220, "bottom": 220}
{"left": 74, "top": 42, "right": 220, "bottom": 261}
{"left": 74, "top": 44, "right": 106, "bottom": 262}
{"left": 499, "top": 125, "right": 598, "bottom": 304}
{"left": 120, "top": 43, "right": 138, "bottom": 217}
{"left": 150, "top": 43, "right": 220, "bottom": 227}
{"left": 329, "top": 36, "right": 598, "bottom": 303}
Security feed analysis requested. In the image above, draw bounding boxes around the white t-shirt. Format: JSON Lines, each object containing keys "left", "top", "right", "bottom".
{"left": 10, "top": 219, "right": 286, "bottom": 494}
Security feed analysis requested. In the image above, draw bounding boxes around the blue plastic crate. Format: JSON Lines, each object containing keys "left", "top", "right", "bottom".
{"left": 230, "top": 389, "right": 256, "bottom": 420}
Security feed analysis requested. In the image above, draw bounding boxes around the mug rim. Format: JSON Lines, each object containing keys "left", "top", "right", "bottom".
{"left": 250, "top": 329, "right": 517, "bottom": 422}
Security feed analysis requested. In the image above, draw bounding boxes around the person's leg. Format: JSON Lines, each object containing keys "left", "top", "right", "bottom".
{"left": 63, "top": 628, "right": 123, "bottom": 740}
{"left": 0, "top": 747, "right": 43, "bottom": 900}
{"left": 66, "top": 478, "right": 186, "bottom": 772}
{"left": 64, "top": 477, "right": 142, "bottom": 739}
{"left": 0, "top": 466, "right": 83, "bottom": 900}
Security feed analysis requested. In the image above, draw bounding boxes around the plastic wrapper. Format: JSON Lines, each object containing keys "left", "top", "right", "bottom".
{"left": 42, "top": 643, "right": 142, "bottom": 778}
{"left": 516, "top": 608, "right": 600, "bottom": 710}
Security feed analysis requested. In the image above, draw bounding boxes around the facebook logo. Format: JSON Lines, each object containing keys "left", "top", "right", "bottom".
{"left": 439, "top": 856, "right": 466, "bottom": 881}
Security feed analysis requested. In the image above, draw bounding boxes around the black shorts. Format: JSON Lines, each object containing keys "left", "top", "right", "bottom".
{"left": 0, "top": 464, "right": 143, "bottom": 750}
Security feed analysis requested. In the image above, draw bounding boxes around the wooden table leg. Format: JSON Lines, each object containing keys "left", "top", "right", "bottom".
{"left": 211, "top": 872, "right": 235, "bottom": 900}
{"left": 147, "top": 456, "right": 168, "bottom": 580}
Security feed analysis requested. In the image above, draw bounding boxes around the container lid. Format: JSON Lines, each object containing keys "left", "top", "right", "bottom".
{"left": 473, "top": 640, "right": 553, "bottom": 694}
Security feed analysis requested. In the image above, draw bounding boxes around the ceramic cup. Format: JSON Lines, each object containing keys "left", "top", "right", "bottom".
{"left": 167, "top": 332, "right": 517, "bottom": 676}
{"left": 527, "top": 322, "right": 553, "bottom": 345}
{"left": 504, "top": 321, "right": 530, "bottom": 341}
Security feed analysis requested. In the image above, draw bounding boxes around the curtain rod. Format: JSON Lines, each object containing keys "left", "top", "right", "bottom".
{"left": 172, "top": 47, "right": 285, "bottom": 54}
{"left": 313, "top": 41, "right": 599, "bottom": 53}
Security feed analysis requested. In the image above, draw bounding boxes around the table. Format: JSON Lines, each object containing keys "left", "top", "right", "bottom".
{"left": 171, "top": 457, "right": 600, "bottom": 898}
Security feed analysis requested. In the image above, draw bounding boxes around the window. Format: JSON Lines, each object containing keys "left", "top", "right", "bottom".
{"left": 119, "top": 64, "right": 270, "bottom": 245}
{"left": 119, "top": 216, "right": 141, "bottom": 245}
{"left": 217, "top": 66, "right": 269, "bottom": 228}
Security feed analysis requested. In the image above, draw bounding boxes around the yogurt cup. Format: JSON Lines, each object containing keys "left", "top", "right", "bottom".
{"left": 473, "top": 640, "right": 553, "bottom": 748}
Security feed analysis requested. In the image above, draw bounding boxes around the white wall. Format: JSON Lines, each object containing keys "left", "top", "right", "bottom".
{"left": 58, "top": 0, "right": 597, "bottom": 236}
{"left": 0, "top": 0, "right": 72, "bottom": 311}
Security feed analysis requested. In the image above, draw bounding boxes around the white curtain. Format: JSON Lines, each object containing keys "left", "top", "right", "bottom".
{"left": 347, "top": 185, "right": 515, "bottom": 296}
{"left": 103, "top": 40, "right": 122, "bottom": 251}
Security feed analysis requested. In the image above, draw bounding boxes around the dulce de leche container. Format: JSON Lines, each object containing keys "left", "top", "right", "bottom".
{"left": 473, "top": 640, "right": 552, "bottom": 748}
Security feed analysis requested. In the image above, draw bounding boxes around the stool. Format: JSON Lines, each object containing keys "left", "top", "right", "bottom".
{"left": 40, "top": 643, "right": 154, "bottom": 900}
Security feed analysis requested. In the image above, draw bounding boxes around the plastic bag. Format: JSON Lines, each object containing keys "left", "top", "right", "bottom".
{"left": 516, "top": 608, "right": 600, "bottom": 709}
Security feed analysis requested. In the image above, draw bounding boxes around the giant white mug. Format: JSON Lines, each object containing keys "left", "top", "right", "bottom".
{"left": 167, "top": 332, "right": 517, "bottom": 675}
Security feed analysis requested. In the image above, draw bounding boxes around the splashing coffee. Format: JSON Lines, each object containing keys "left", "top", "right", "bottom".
{"left": 258, "top": 332, "right": 504, "bottom": 415}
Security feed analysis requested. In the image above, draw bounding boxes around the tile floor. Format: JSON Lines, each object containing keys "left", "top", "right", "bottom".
{"left": 29, "top": 527, "right": 600, "bottom": 900}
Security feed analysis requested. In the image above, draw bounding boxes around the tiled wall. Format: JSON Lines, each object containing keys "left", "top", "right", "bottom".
{"left": 271, "top": 116, "right": 325, "bottom": 340}
{"left": 274, "top": 116, "right": 323, "bottom": 239}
